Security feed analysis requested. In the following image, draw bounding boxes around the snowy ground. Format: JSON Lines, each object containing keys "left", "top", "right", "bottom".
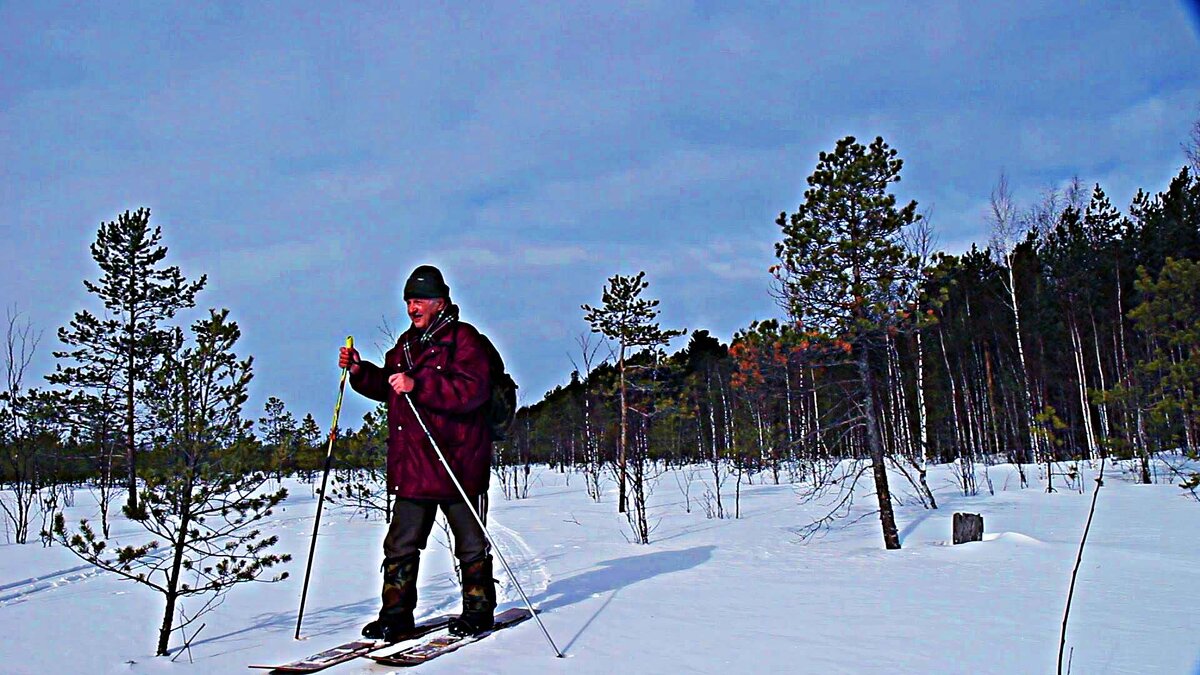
{"left": 2, "top": 459, "right": 1198, "bottom": 674}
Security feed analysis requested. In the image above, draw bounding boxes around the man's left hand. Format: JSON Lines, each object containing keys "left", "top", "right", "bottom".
{"left": 388, "top": 372, "right": 415, "bottom": 395}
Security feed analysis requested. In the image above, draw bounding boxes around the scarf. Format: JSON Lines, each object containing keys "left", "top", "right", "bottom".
{"left": 401, "top": 303, "right": 459, "bottom": 370}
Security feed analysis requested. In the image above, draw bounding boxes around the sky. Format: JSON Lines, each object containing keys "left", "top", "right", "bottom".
{"left": 3, "top": 1, "right": 1200, "bottom": 428}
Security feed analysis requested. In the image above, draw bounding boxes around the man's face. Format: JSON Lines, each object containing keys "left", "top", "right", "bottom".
{"left": 407, "top": 297, "right": 446, "bottom": 330}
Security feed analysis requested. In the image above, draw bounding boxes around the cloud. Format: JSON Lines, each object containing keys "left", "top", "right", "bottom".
{"left": 520, "top": 245, "right": 589, "bottom": 267}
{"left": 196, "top": 239, "right": 347, "bottom": 289}
{"left": 430, "top": 242, "right": 589, "bottom": 271}
{"left": 310, "top": 170, "right": 396, "bottom": 202}
{"left": 470, "top": 145, "right": 795, "bottom": 235}
{"left": 649, "top": 239, "right": 775, "bottom": 283}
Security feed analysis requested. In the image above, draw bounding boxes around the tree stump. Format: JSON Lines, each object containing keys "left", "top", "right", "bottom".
{"left": 953, "top": 512, "right": 984, "bottom": 545}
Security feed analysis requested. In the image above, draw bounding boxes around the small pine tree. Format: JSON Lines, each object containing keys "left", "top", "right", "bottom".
{"left": 259, "top": 396, "right": 298, "bottom": 483}
{"left": 295, "top": 412, "right": 323, "bottom": 486}
{"left": 1104, "top": 258, "right": 1200, "bottom": 489}
{"left": 53, "top": 309, "right": 290, "bottom": 656}
{"left": 329, "top": 404, "right": 390, "bottom": 519}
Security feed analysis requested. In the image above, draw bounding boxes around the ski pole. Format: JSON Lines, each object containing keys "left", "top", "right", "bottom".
{"left": 295, "top": 336, "right": 354, "bottom": 640}
{"left": 403, "top": 394, "right": 565, "bottom": 658}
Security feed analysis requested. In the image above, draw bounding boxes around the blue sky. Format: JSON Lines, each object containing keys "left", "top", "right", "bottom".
{"left": 3, "top": 1, "right": 1199, "bottom": 428}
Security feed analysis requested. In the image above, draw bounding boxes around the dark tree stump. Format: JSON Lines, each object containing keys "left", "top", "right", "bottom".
{"left": 953, "top": 512, "right": 984, "bottom": 545}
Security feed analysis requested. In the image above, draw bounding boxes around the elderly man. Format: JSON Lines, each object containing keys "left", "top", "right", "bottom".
{"left": 338, "top": 264, "right": 496, "bottom": 639}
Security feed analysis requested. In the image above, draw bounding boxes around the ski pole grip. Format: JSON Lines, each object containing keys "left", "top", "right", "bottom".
{"left": 342, "top": 335, "right": 356, "bottom": 371}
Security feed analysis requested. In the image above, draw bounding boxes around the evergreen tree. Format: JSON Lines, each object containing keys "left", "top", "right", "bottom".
{"left": 54, "top": 309, "right": 289, "bottom": 656}
{"left": 1129, "top": 168, "right": 1200, "bottom": 276}
{"left": 678, "top": 330, "right": 734, "bottom": 518}
{"left": 773, "top": 135, "right": 920, "bottom": 550}
{"left": 259, "top": 396, "right": 298, "bottom": 482}
{"left": 329, "top": 404, "right": 390, "bottom": 519}
{"left": 295, "top": 412, "right": 323, "bottom": 485}
{"left": 49, "top": 208, "right": 206, "bottom": 518}
{"left": 1115, "top": 259, "right": 1200, "bottom": 479}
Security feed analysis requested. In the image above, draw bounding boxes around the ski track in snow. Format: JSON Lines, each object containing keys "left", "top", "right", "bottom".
{"left": 0, "top": 506, "right": 316, "bottom": 609}
{"left": 0, "top": 546, "right": 178, "bottom": 608}
{"left": 489, "top": 519, "right": 551, "bottom": 605}
{"left": 0, "top": 561, "right": 112, "bottom": 606}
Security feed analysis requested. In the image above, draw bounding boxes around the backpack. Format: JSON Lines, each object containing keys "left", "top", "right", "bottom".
{"left": 439, "top": 325, "right": 518, "bottom": 442}
{"left": 476, "top": 333, "right": 518, "bottom": 442}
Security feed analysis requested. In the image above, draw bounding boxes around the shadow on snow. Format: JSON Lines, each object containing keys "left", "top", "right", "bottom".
{"left": 529, "top": 545, "right": 715, "bottom": 653}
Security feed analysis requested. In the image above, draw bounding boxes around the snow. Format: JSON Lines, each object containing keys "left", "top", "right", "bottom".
{"left": 2, "top": 461, "right": 1198, "bottom": 674}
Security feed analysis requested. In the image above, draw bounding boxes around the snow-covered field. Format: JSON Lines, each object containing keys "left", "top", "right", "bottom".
{"left": 2, "top": 460, "right": 1197, "bottom": 674}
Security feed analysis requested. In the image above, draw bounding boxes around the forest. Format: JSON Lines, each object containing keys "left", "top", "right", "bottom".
{"left": 496, "top": 134, "right": 1200, "bottom": 546}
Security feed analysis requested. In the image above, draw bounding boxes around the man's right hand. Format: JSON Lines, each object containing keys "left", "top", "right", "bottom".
{"left": 339, "top": 346, "right": 361, "bottom": 372}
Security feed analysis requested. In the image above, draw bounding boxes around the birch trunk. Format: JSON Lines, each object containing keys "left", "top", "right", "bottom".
{"left": 1068, "top": 316, "right": 1097, "bottom": 460}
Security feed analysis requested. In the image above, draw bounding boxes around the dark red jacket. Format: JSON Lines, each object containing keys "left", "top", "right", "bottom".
{"left": 349, "top": 312, "right": 492, "bottom": 500}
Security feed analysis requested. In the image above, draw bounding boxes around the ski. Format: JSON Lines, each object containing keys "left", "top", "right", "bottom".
{"left": 249, "top": 614, "right": 453, "bottom": 673}
{"left": 368, "top": 607, "right": 533, "bottom": 667}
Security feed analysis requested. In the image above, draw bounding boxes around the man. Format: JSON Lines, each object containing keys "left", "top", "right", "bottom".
{"left": 338, "top": 264, "right": 496, "bottom": 639}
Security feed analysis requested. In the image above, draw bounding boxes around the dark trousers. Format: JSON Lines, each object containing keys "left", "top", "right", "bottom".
{"left": 383, "top": 495, "right": 490, "bottom": 564}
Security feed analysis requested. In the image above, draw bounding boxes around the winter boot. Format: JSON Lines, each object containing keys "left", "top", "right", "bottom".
{"left": 362, "top": 554, "right": 419, "bottom": 641}
{"left": 448, "top": 554, "right": 496, "bottom": 636}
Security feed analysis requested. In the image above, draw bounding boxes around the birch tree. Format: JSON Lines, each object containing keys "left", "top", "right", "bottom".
{"left": 0, "top": 308, "right": 46, "bottom": 544}
{"left": 988, "top": 174, "right": 1039, "bottom": 473}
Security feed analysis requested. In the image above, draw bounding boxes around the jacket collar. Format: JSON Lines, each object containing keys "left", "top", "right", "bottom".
{"left": 399, "top": 303, "right": 459, "bottom": 368}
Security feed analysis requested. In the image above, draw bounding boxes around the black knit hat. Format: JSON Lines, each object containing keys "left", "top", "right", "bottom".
{"left": 403, "top": 265, "right": 450, "bottom": 300}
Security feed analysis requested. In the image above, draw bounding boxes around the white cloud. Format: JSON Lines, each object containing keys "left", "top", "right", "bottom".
{"left": 431, "top": 242, "right": 588, "bottom": 271}
{"left": 520, "top": 245, "right": 589, "bottom": 267}
{"left": 197, "top": 239, "right": 346, "bottom": 289}
{"left": 433, "top": 246, "right": 504, "bottom": 269}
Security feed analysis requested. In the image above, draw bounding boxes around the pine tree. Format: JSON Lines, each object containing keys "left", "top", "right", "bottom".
{"left": 678, "top": 330, "right": 733, "bottom": 518}
{"left": 329, "top": 404, "right": 390, "bottom": 519}
{"left": 54, "top": 309, "right": 289, "bottom": 656}
{"left": 49, "top": 208, "right": 206, "bottom": 518}
{"left": 582, "top": 271, "right": 685, "bottom": 515}
{"left": 773, "top": 135, "right": 920, "bottom": 550}
{"left": 1119, "top": 259, "right": 1200, "bottom": 480}
{"left": 259, "top": 396, "right": 298, "bottom": 483}
{"left": 295, "top": 412, "right": 323, "bottom": 486}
